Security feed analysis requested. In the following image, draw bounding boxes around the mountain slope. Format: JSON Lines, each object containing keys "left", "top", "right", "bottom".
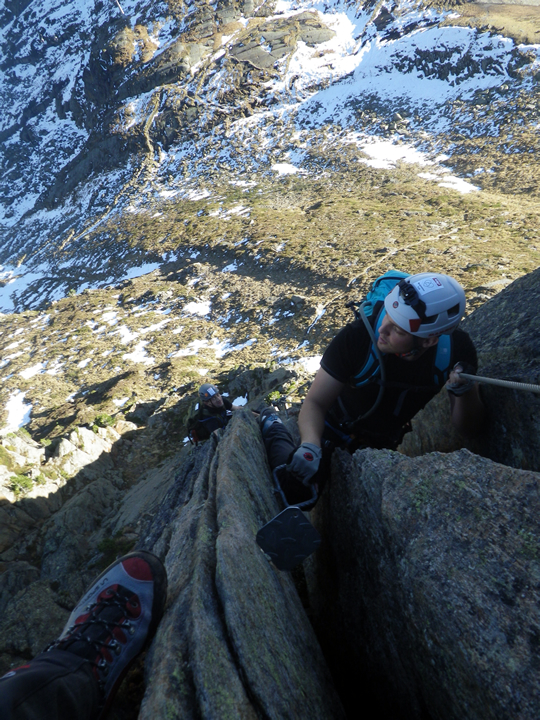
{"left": 1, "top": 0, "right": 539, "bottom": 311}
{"left": 1, "top": 0, "right": 540, "bottom": 449}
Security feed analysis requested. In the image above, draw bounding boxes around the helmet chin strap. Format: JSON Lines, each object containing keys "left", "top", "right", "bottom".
{"left": 396, "top": 335, "right": 424, "bottom": 359}
{"left": 396, "top": 348, "right": 421, "bottom": 359}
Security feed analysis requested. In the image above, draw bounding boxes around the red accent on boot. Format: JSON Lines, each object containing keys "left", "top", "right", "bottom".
{"left": 122, "top": 556, "right": 153, "bottom": 581}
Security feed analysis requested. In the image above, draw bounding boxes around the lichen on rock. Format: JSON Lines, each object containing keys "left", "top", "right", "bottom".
{"left": 308, "top": 446, "right": 540, "bottom": 719}
{"left": 138, "top": 411, "right": 344, "bottom": 718}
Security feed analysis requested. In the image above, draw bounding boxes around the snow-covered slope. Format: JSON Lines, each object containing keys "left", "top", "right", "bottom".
{"left": 1, "top": 0, "right": 539, "bottom": 311}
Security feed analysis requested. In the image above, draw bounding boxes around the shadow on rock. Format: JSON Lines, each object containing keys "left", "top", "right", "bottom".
{"left": 308, "top": 447, "right": 540, "bottom": 720}
{"left": 399, "top": 267, "right": 540, "bottom": 472}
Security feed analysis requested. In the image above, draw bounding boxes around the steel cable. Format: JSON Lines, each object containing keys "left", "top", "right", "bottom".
{"left": 460, "top": 373, "right": 540, "bottom": 394}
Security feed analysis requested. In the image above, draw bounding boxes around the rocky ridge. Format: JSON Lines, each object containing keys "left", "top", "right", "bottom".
{"left": 0, "top": 272, "right": 539, "bottom": 720}
{"left": 1, "top": 269, "right": 539, "bottom": 718}
{"left": 138, "top": 412, "right": 344, "bottom": 719}
{"left": 0, "top": 408, "right": 347, "bottom": 719}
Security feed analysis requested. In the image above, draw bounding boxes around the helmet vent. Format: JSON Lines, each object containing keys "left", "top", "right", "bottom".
{"left": 447, "top": 303, "right": 460, "bottom": 318}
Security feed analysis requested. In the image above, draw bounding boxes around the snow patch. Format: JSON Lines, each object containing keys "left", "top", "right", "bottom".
{"left": 2, "top": 391, "right": 32, "bottom": 432}
{"left": 115, "top": 325, "right": 140, "bottom": 344}
{"left": 19, "top": 363, "right": 45, "bottom": 379}
{"left": 123, "top": 341, "right": 155, "bottom": 365}
{"left": 280, "top": 354, "right": 322, "bottom": 373}
{"left": 182, "top": 300, "right": 211, "bottom": 316}
{"left": 297, "top": 355, "right": 322, "bottom": 373}
{"left": 272, "top": 163, "right": 304, "bottom": 175}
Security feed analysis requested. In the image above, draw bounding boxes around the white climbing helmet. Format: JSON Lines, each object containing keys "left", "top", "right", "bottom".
{"left": 384, "top": 273, "right": 466, "bottom": 338}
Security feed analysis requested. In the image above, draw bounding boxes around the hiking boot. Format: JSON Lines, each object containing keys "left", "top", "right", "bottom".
{"left": 258, "top": 406, "right": 283, "bottom": 437}
{"left": 46, "top": 551, "right": 167, "bottom": 718}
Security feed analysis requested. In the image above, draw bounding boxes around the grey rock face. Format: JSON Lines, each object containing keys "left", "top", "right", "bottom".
{"left": 0, "top": 580, "right": 70, "bottom": 666}
{"left": 0, "top": 498, "right": 42, "bottom": 555}
{"left": 139, "top": 410, "right": 345, "bottom": 719}
{"left": 400, "top": 267, "right": 540, "bottom": 471}
{"left": 308, "top": 447, "right": 540, "bottom": 720}
{"left": 0, "top": 561, "right": 40, "bottom": 616}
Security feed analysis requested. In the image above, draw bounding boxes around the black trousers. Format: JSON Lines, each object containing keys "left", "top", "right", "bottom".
{"left": 1, "top": 650, "right": 100, "bottom": 720}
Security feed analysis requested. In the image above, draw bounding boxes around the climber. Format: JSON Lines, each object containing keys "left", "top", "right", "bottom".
{"left": 187, "top": 383, "right": 236, "bottom": 443}
{"left": 259, "top": 271, "right": 485, "bottom": 506}
{"left": 1, "top": 551, "right": 167, "bottom": 720}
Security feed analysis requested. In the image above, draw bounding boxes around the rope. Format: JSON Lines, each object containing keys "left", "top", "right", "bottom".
{"left": 460, "top": 373, "right": 540, "bottom": 394}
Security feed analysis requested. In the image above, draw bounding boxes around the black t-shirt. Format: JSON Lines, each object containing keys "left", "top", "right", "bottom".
{"left": 321, "top": 320, "right": 477, "bottom": 443}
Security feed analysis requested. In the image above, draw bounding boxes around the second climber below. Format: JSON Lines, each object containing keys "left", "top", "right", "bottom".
{"left": 187, "top": 383, "right": 236, "bottom": 443}
{"left": 258, "top": 271, "right": 486, "bottom": 506}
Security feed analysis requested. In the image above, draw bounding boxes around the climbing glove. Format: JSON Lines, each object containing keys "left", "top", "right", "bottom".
{"left": 446, "top": 362, "right": 477, "bottom": 396}
{"left": 286, "top": 443, "right": 322, "bottom": 486}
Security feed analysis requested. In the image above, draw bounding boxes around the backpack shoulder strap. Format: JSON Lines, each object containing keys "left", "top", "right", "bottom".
{"left": 433, "top": 334, "right": 453, "bottom": 386}
{"left": 352, "top": 303, "right": 386, "bottom": 387}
